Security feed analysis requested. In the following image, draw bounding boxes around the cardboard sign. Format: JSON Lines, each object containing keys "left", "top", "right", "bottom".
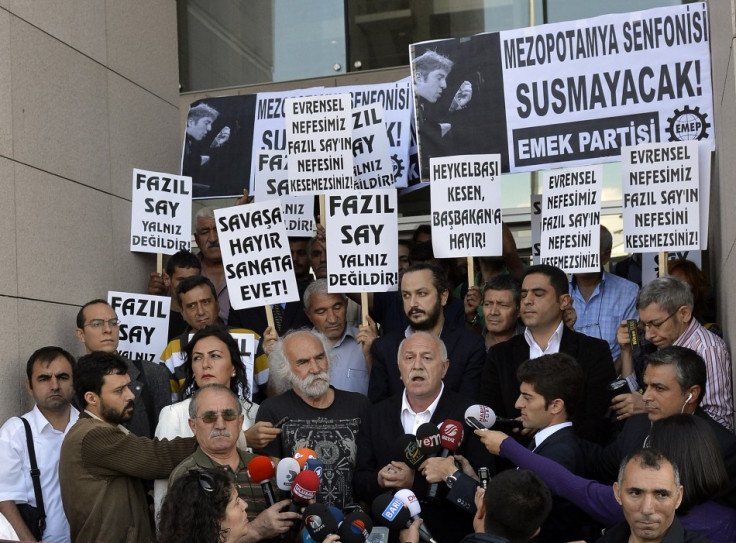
{"left": 130, "top": 168, "right": 192, "bottom": 254}
{"left": 351, "top": 103, "right": 395, "bottom": 190}
{"left": 215, "top": 200, "right": 300, "bottom": 310}
{"left": 429, "top": 155, "right": 503, "bottom": 258}
{"left": 108, "top": 292, "right": 170, "bottom": 362}
{"left": 325, "top": 190, "right": 399, "bottom": 293}
{"left": 541, "top": 165, "right": 602, "bottom": 273}
{"left": 622, "top": 141, "right": 700, "bottom": 252}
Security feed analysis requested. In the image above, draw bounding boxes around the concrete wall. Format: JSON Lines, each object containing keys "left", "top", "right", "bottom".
{"left": 0, "top": 1, "right": 181, "bottom": 421}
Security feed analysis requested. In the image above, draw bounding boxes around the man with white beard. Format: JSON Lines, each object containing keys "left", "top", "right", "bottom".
{"left": 254, "top": 330, "right": 370, "bottom": 508}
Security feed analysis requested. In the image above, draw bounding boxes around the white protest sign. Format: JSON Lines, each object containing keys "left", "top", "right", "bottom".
{"left": 429, "top": 155, "right": 503, "bottom": 258}
{"left": 286, "top": 93, "right": 354, "bottom": 194}
{"left": 130, "top": 168, "right": 192, "bottom": 254}
{"left": 108, "top": 291, "right": 170, "bottom": 362}
{"left": 228, "top": 332, "right": 256, "bottom": 400}
{"left": 622, "top": 141, "right": 700, "bottom": 252}
{"left": 325, "top": 190, "right": 399, "bottom": 293}
{"left": 642, "top": 250, "right": 702, "bottom": 284}
{"left": 352, "top": 103, "right": 395, "bottom": 190}
{"left": 252, "top": 150, "right": 315, "bottom": 236}
{"left": 215, "top": 200, "right": 300, "bottom": 310}
{"left": 541, "top": 165, "right": 602, "bottom": 273}
{"left": 530, "top": 194, "right": 542, "bottom": 265}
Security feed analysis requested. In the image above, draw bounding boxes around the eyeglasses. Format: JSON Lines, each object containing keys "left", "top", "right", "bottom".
{"left": 84, "top": 318, "right": 120, "bottom": 329}
{"left": 638, "top": 309, "right": 680, "bottom": 331}
{"left": 196, "top": 409, "right": 239, "bottom": 423}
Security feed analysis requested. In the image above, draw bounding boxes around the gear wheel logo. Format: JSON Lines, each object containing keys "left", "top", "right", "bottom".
{"left": 391, "top": 154, "right": 405, "bottom": 179}
{"left": 666, "top": 106, "right": 710, "bottom": 142}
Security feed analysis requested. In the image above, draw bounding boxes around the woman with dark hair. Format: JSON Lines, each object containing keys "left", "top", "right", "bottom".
{"left": 476, "top": 415, "right": 736, "bottom": 543}
{"left": 668, "top": 259, "right": 720, "bottom": 333}
{"left": 158, "top": 468, "right": 250, "bottom": 543}
{"left": 154, "top": 325, "right": 279, "bottom": 518}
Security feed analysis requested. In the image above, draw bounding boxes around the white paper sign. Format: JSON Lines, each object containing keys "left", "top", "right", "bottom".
{"left": 622, "top": 141, "right": 700, "bottom": 252}
{"left": 286, "top": 93, "right": 354, "bottom": 194}
{"left": 325, "top": 190, "right": 399, "bottom": 293}
{"left": 253, "top": 150, "right": 315, "bottom": 236}
{"left": 108, "top": 291, "right": 170, "bottom": 362}
{"left": 352, "top": 103, "right": 395, "bottom": 190}
{"left": 541, "top": 165, "right": 602, "bottom": 273}
{"left": 130, "top": 168, "right": 191, "bottom": 254}
{"left": 215, "top": 200, "right": 300, "bottom": 310}
{"left": 429, "top": 155, "right": 503, "bottom": 258}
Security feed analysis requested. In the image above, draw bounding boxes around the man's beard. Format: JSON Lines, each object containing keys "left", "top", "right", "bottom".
{"left": 100, "top": 399, "right": 134, "bottom": 425}
{"left": 291, "top": 372, "right": 330, "bottom": 399}
{"left": 409, "top": 299, "right": 442, "bottom": 331}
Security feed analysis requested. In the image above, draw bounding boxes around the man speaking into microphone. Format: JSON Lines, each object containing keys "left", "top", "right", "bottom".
{"left": 355, "top": 332, "right": 491, "bottom": 542}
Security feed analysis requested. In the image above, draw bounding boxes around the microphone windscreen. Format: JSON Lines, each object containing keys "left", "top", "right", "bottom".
{"left": 294, "top": 447, "right": 318, "bottom": 468}
{"left": 247, "top": 455, "right": 276, "bottom": 483}
{"left": 291, "top": 469, "right": 320, "bottom": 503}
{"left": 328, "top": 505, "right": 344, "bottom": 526}
{"left": 371, "top": 493, "right": 411, "bottom": 530}
{"left": 394, "top": 488, "right": 422, "bottom": 517}
{"left": 416, "top": 423, "right": 442, "bottom": 456}
{"left": 305, "top": 458, "right": 324, "bottom": 480}
{"left": 338, "top": 511, "right": 373, "bottom": 543}
{"left": 394, "top": 434, "right": 425, "bottom": 469}
{"left": 303, "top": 503, "right": 338, "bottom": 542}
{"left": 439, "top": 419, "right": 464, "bottom": 451}
{"left": 276, "top": 457, "right": 301, "bottom": 491}
{"left": 303, "top": 529, "right": 318, "bottom": 543}
{"left": 464, "top": 404, "right": 496, "bottom": 428}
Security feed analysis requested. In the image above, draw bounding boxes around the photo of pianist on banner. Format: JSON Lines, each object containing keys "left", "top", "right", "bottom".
{"left": 410, "top": 33, "right": 508, "bottom": 183}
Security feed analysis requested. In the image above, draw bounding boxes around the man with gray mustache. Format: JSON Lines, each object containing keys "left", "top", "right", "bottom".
{"left": 254, "top": 329, "right": 370, "bottom": 508}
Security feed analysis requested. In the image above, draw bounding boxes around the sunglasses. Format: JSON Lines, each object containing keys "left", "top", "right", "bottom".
{"left": 197, "top": 409, "right": 239, "bottom": 424}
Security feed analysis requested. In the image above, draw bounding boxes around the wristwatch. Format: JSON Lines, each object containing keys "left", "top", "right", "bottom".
{"left": 445, "top": 470, "right": 461, "bottom": 488}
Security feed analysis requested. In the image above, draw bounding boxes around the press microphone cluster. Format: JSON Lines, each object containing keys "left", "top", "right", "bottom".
{"left": 371, "top": 491, "right": 438, "bottom": 543}
{"left": 303, "top": 503, "right": 373, "bottom": 543}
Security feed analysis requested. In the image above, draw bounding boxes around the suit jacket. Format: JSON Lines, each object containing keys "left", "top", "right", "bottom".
{"left": 354, "top": 388, "right": 493, "bottom": 543}
{"left": 480, "top": 326, "right": 616, "bottom": 444}
{"left": 368, "top": 321, "right": 485, "bottom": 403}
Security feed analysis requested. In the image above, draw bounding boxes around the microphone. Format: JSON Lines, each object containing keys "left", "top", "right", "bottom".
{"left": 303, "top": 503, "right": 338, "bottom": 542}
{"left": 394, "top": 489, "right": 438, "bottom": 543}
{"left": 305, "top": 458, "right": 324, "bottom": 481}
{"left": 464, "top": 404, "right": 523, "bottom": 430}
{"left": 294, "top": 447, "right": 318, "bottom": 469}
{"left": 246, "top": 455, "right": 277, "bottom": 506}
{"left": 288, "top": 469, "right": 320, "bottom": 513}
{"left": 416, "top": 423, "right": 442, "bottom": 457}
{"left": 328, "top": 505, "right": 344, "bottom": 527}
{"left": 426, "top": 419, "right": 464, "bottom": 499}
{"left": 371, "top": 493, "right": 411, "bottom": 531}
{"left": 337, "top": 511, "right": 373, "bottom": 543}
{"left": 395, "top": 434, "right": 426, "bottom": 469}
{"left": 276, "top": 457, "right": 301, "bottom": 496}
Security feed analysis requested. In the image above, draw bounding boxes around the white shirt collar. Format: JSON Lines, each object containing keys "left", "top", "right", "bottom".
{"left": 525, "top": 320, "right": 565, "bottom": 359}
{"left": 400, "top": 383, "right": 445, "bottom": 435}
{"left": 533, "top": 421, "right": 573, "bottom": 449}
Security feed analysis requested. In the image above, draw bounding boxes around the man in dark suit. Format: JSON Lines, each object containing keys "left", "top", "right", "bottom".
{"left": 355, "top": 332, "right": 491, "bottom": 543}
{"left": 515, "top": 353, "right": 597, "bottom": 542}
{"left": 369, "top": 262, "right": 485, "bottom": 403}
{"left": 480, "top": 264, "right": 615, "bottom": 444}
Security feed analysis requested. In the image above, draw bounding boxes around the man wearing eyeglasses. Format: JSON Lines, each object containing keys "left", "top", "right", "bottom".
{"left": 616, "top": 276, "right": 733, "bottom": 432}
{"left": 76, "top": 299, "right": 171, "bottom": 439}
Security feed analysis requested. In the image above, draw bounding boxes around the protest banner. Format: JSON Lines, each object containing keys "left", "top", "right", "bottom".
{"left": 429, "top": 154, "right": 503, "bottom": 258}
{"left": 130, "top": 168, "right": 192, "bottom": 254}
{"left": 215, "top": 199, "right": 300, "bottom": 310}
{"left": 530, "top": 194, "right": 542, "bottom": 265}
{"left": 285, "top": 93, "right": 354, "bottom": 195}
{"left": 351, "top": 103, "right": 395, "bottom": 190}
{"left": 325, "top": 190, "right": 399, "bottom": 293}
{"left": 108, "top": 291, "right": 170, "bottom": 362}
{"left": 410, "top": 3, "right": 714, "bottom": 180}
{"left": 621, "top": 140, "right": 700, "bottom": 252}
{"left": 252, "top": 149, "right": 315, "bottom": 236}
{"left": 540, "top": 165, "right": 602, "bottom": 273}
{"left": 641, "top": 250, "right": 702, "bottom": 285}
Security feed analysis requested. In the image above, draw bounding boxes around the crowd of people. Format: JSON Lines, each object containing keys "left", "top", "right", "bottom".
{"left": 0, "top": 211, "right": 733, "bottom": 543}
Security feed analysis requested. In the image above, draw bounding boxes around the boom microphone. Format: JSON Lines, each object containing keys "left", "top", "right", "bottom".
{"left": 394, "top": 489, "right": 438, "bottom": 543}
{"left": 464, "top": 404, "right": 523, "bottom": 430}
{"left": 246, "top": 455, "right": 277, "bottom": 506}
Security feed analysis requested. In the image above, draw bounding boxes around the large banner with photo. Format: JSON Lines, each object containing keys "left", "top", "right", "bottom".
{"left": 409, "top": 3, "right": 714, "bottom": 181}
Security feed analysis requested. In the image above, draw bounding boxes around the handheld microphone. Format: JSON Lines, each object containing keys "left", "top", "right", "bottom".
{"left": 338, "top": 511, "right": 373, "bottom": 543}
{"left": 416, "top": 423, "right": 442, "bottom": 457}
{"left": 303, "top": 503, "right": 338, "bottom": 542}
{"left": 294, "top": 447, "right": 318, "bottom": 469}
{"left": 328, "top": 505, "right": 344, "bottom": 526}
{"left": 395, "top": 434, "right": 426, "bottom": 469}
{"left": 289, "top": 469, "right": 320, "bottom": 513}
{"left": 464, "top": 404, "right": 523, "bottom": 430}
{"left": 305, "top": 458, "right": 324, "bottom": 481}
{"left": 246, "top": 455, "right": 277, "bottom": 506}
{"left": 394, "top": 489, "right": 438, "bottom": 543}
{"left": 371, "top": 493, "right": 411, "bottom": 531}
{"left": 276, "top": 457, "right": 301, "bottom": 495}
{"left": 426, "top": 419, "right": 464, "bottom": 498}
